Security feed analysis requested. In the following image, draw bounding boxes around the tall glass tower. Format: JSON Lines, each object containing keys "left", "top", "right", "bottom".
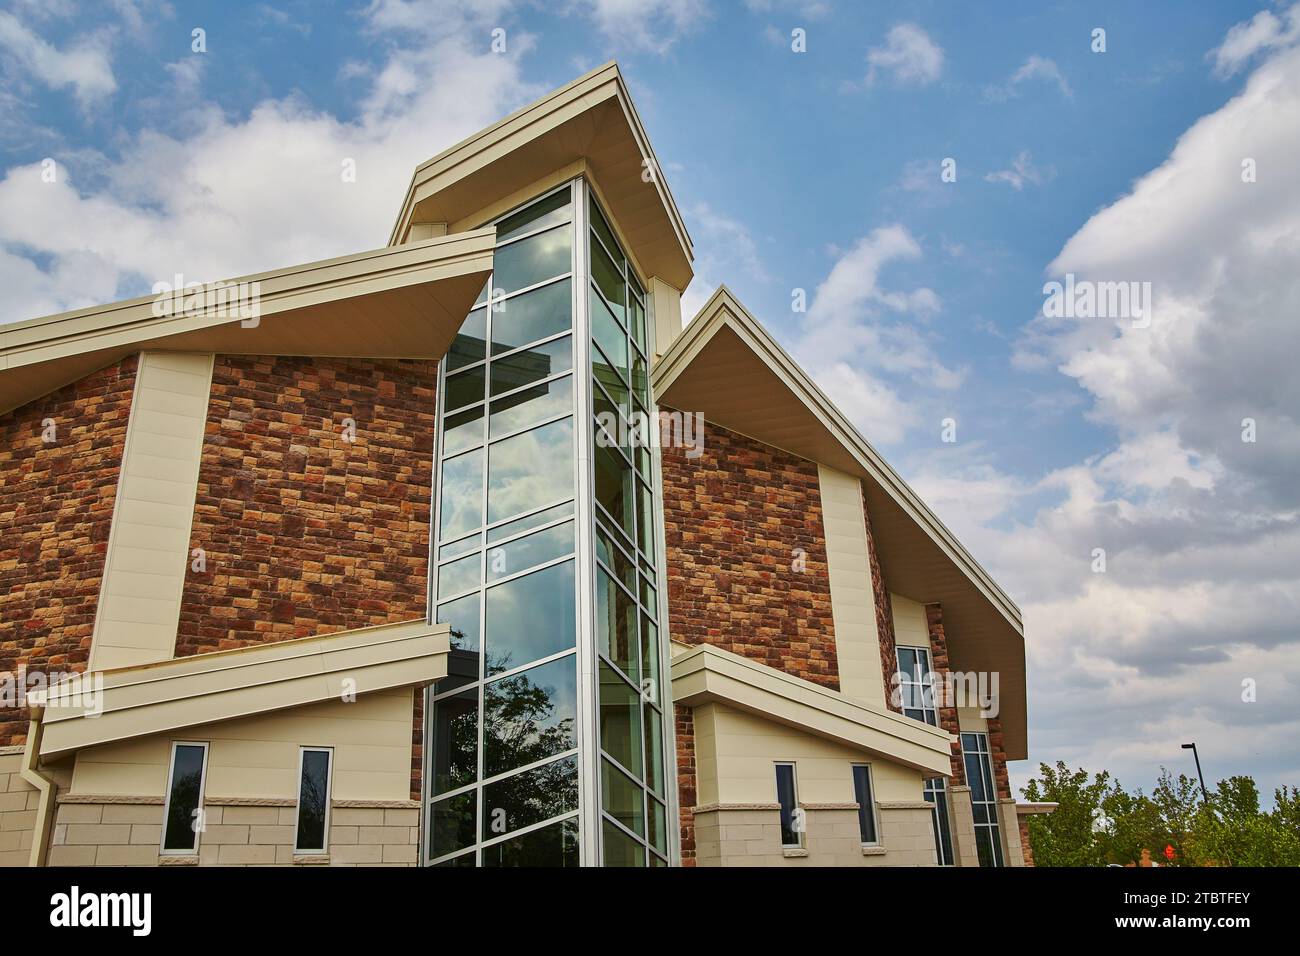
{"left": 424, "top": 179, "right": 673, "bottom": 866}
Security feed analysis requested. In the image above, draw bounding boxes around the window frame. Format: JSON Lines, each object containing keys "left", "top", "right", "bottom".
{"left": 896, "top": 644, "right": 939, "bottom": 726}
{"left": 960, "top": 731, "right": 1004, "bottom": 867}
{"left": 774, "top": 761, "right": 803, "bottom": 849}
{"left": 850, "top": 762, "right": 881, "bottom": 846}
{"left": 293, "top": 745, "right": 335, "bottom": 855}
{"left": 159, "top": 739, "right": 209, "bottom": 856}
{"left": 923, "top": 776, "right": 955, "bottom": 866}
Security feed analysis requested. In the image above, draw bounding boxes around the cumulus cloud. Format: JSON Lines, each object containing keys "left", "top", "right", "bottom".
{"left": 865, "top": 22, "right": 944, "bottom": 87}
{"left": 1211, "top": 2, "right": 1300, "bottom": 77}
{"left": 570, "top": 0, "right": 710, "bottom": 54}
{"left": 0, "top": 10, "right": 116, "bottom": 108}
{"left": 984, "top": 54, "right": 1072, "bottom": 102}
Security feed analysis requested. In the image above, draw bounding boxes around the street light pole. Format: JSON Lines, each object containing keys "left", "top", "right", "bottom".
{"left": 1181, "top": 743, "right": 1209, "bottom": 803}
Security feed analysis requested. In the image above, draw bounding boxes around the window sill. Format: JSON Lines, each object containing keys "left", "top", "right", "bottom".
{"left": 158, "top": 854, "right": 199, "bottom": 866}
{"left": 861, "top": 845, "right": 887, "bottom": 857}
{"left": 293, "top": 854, "right": 331, "bottom": 865}
{"left": 782, "top": 847, "right": 808, "bottom": 858}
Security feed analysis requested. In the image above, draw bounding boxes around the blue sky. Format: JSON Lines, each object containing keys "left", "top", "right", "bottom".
{"left": 2, "top": 0, "right": 1298, "bottom": 802}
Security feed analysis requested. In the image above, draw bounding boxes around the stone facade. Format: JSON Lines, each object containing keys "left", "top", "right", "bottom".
{"left": 863, "top": 494, "right": 901, "bottom": 714}
{"left": 924, "top": 602, "right": 966, "bottom": 785}
{"left": 661, "top": 418, "right": 839, "bottom": 689}
{"left": 176, "top": 355, "right": 437, "bottom": 655}
{"left": 0, "top": 356, "right": 138, "bottom": 747}
{"left": 675, "top": 704, "right": 697, "bottom": 867}
{"left": 692, "top": 804, "right": 936, "bottom": 867}
{"left": 46, "top": 797, "right": 420, "bottom": 867}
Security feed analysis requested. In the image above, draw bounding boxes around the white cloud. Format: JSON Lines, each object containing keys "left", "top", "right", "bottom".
{"left": 984, "top": 54, "right": 1072, "bottom": 102}
{"left": 570, "top": 0, "right": 710, "bottom": 54}
{"left": 865, "top": 22, "right": 944, "bottom": 87}
{"left": 984, "top": 150, "right": 1052, "bottom": 190}
{"left": 1211, "top": 2, "right": 1300, "bottom": 77}
{"left": 0, "top": 10, "right": 116, "bottom": 108}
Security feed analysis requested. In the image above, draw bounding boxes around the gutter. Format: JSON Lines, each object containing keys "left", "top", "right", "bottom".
{"left": 19, "top": 708, "right": 53, "bottom": 867}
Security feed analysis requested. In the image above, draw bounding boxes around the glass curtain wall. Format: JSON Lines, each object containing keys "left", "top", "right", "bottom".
{"left": 424, "top": 179, "right": 671, "bottom": 866}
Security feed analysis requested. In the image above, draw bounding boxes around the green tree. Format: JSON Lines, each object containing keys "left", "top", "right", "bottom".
{"left": 1020, "top": 761, "right": 1110, "bottom": 866}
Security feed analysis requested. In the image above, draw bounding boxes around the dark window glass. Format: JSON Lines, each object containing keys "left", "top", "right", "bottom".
{"left": 445, "top": 365, "right": 485, "bottom": 412}
{"left": 647, "top": 796, "right": 668, "bottom": 855}
{"left": 434, "top": 850, "right": 476, "bottom": 868}
{"left": 600, "top": 759, "right": 644, "bottom": 837}
{"left": 497, "top": 189, "right": 571, "bottom": 244}
{"left": 490, "top": 336, "right": 572, "bottom": 396}
{"left": 635, "top": 478, "right": 655, "bottom": 560}
{"left": 589, "top": 197, "right": 625, "bottom": 272}
{"left": 595, "top": 520, "right": 636, "bottom": 590}
{"left": 442, "top": 404, "right": 484, "bottom": 456}
{"left": 295, "top": 749, "right": 331, "bottom": 852}
{"left": 487, "top": 418, "right": 573, "bottom": 524}
{"left": 598, "top": 660, "right": 642, "bottom": 776}
{"left": 482, "top": 816, "right": 579, "bottom": 867}
{"left": 601, "top": 818, "right": 644, "bottom": 867}
{"left": 492, "top": 226, "right": 571, "bottom": 297}
{"left": 436, "top": 591, "right": 480, "bottom": 654}
{"left": 776, "top": 764, "right": 800, "bottom": 847}
{"left": 596, "top": 568, "right": 637, "bottom": 681}
{"left": 480, "top": 755, "right": 578, "bottom": 840}
{"left": 924, "top": 777, "right": 954, "bottom": 866}
{"left": 162, "top": 744, "right": 206, "bottom": 852}
{"left": 429, "top": 686, "right": 478, "bottom": 795}
{"left": 593, "top": 343, "right": 630, "bottom": 417}
{"left": 591, "top": 286, "right": 628, "bottom": 376}
{"left": 852, "top": 765, "right": 877, "bottom": 844}
{"left": 630, "top": 294, "right": 647, "bottom": 353}
{"left": 484, "top": 560, "right": 576, "bottom": 677}
{"left": 643, "top": 706, "right": 664, "bottom": 798}
{"left": 490, "top": 278, "right": 573, "bottom": 354}
{"left": 489, "top": 375, "right": 572, "bottom": 437}
{"left": 594, "top": 440, "right": 635, "bottom": 541}
{"left": 448, "top": 307, "right": 487, "bottom": 371}
{"left": 429, "top": 791, "right": 476, "bottom": 860}
{"left": 640, "top": 612, "right": 659, "bottom": 705}
{"left": 483, "top": 654, "right": 577, "bottom": 778}
{"left": 590, "top": 236, "right": 626, "bottom": 324}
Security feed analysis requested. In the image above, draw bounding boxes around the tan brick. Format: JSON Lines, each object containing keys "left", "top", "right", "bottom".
{"left": 382, "top": 843, "right": 417, "bottom": 864}
{"left": 218, "top": 843, "right": 277, "bottom": 865}
{"left": 332, "top": 807, "right": 384, "bottom": 826}
{"left": 384, "top": 808, "right": 419, "bottom": 827}
{"left": 330, "top": 842, "right": 383, "bottom": 864}
{"left": 65, "top": 823, "right": 131, "bottom": 845}
{"left": 249, "top": 824, "right": 295, "bottom": 845}
{"left": 221, "top": 805, "right": 282, "bottom": 825}
{"left": 95, "top": 844, "right": 161, "bottom": 866}
{"left": 47, "top": 845, "right": 97, "bottom": 867}
{"left": 357, "top": 825, "right": 413, "bottom": 845}
{"left": 55, "top": 804, "right": 103, "bottom": 825}
{"left": 199, "top": 824, "right": 249, "bottom": 845}
{"left": 130, "top": 824, "right": 162, "bottom": 845}
{"left": 0, "top": 791, "right": 30, "bottom": 812}
{"left": 102, "top": 805, "right": 163, "bottom": 825}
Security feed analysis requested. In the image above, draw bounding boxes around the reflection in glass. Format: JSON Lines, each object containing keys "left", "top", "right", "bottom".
{"left": 595, "top": 521, "right": 635, "bottom": 590}
{"left": 429, "top": 687, "right": 478, "bottom": 796}
{"left": 437, "top": 551, "right": 480, "bottom": 599}
{"left": 490, "top": 336, "right": 572, "bottom": 395}
{"left": 487, "top": 418, "right": 573, "bottom": 524}
{"left": 490, "top": 279, "right": 573, "bottom": 354}
{"left": 483, "top": 654, "right": 577, "bottom": 777}
{"left": 436, "top": 592, "right": 480, "bottom": 653}
{"left": 489, "top": 375, "right": 572, "bottom": 438}
{"left": 482, "top": 816, "right": 579, "bottom": 867}
{"left": 439, "top": 449, "right": 482, "bottom": 541}
{"left": 599, "top": 661, "right": 642, "bottom": 776}
{"left": 162, "top": 744, "right": 205, "bottom": 852}
{"left": 484, "top": 559, "right": 575, "bottom": 677}
{"left": 591, "top": 287, "right": 628, "bottom": 378}
{"left": 601, "top": 758, "right": 645, "bottom": 838}
{"left": 445, "top": 365, "right": 486, "bottom": 412}
{"left": 295, "top": 749, "right": 331, "bottom": 852}
{"left": 647, "top": 795, "right": 667, "bottom": 855}
{"left": 497, "top": 189, "right": 571, "bottom": 244}
{"left": 589, "top": 197, "right": 624, "bottom": 272}
{"left": 429, "top": 791, "right": 476, "bottom": 860}
{"left": 590, "top": 238, "right": 626, "bottom": 323}
{"left": 601, "top": 817, "right": 644, "bottom": 867}
{"left": 492, "top": 226, "right": 571, "bottom": 297}
{"left": 442, "top": 405, "right": 484, "bottom": 456}
{"left": 487, "top": 521, "right": 574, "bottom": 582}
{"left": 487, "top": 501, "right": 574, "bottom": 545}
{"left": 449, "top": 307, "right": 487, "bottom": 370}
{"left": 594, "top": 440, "right": 634, "bottom": 540}
{"left": 596, "top": 570, "right": 637, "bottom": 680}
{"left": 643, "top": 709, "right": 664, "bottom": 797}
{"left": 481, "top": 755, "right": 578, "bottom": 839}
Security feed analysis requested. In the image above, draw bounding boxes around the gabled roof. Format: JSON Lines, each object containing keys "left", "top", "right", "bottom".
{"left": 654, "top": 286, "right": 1028, "bottom": 759}
{"left": 0, "top": 229, "right": 493, "bottom": 416}
{"left": 671, "top": 642, "right": 952, "bottom": 776}
{"left": 388, "top": 61, "right": 693, "bottom": 290}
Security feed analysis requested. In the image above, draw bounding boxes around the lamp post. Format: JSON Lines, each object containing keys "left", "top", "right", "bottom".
{"left": 1181, "top": 743, "right": 1209, "bottom": 803}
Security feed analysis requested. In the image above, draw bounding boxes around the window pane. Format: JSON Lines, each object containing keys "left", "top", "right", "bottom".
{"left": 295, "top": 750, "right": 331, "bottom": 851}
{"left": 630, "top": 295, "right": 647, "bottom": 354}
{"left": 445, "top": 365, "right": 485, "bottom": 412}
{"left": 636, "top": 478, "right": 655, "bottom": 560}
{"left": 429, "top": 686, "right": 478, "bottom": 795}
{"left": 602, "top": 818, "right": 645, "bottom": 867}
{"left": 852, "top": 765, "right": 877, "bottom": 844}
{"left": 434, "top": 850, "right": 476, "bottom": 868}
{"left": 484, "top": 559, "right": 576, "bottom": 677}
{"left": 483, "top": 653, "right": 577, "bottom": 777}
{"left": 497, "top": 189, "right": 571, "bottom": 244}
{"left": 437, "top": 551, "right": 479, "bottom": 599}
{"left": 647, "top": 796, "right": 667, "bottom": 854}
{"left": 436, "top": 592, "right": 480, "bottom": 653}
{"left": 965, "top": 753, "right": 988, "bottom": 801}
{"left": 487, "top": 501, "right": 574, "bottom": 545}
{"left": 489, "top": 375, "right": 572, "bottom": 438}
{"left": 590, "top": 237, "right": 626, "bottom": 324}
{"left": 442, "top": 405, "right": 484, "bottom": 456}
{"left": 487, "top": 418, "right": 573, "bottom": 524}
{"left": 593, "top": 351, "right": 630, "bottom": 417}
{"left": 439, "top": 448, "right": 482, "bottom": 541}
{"left": 481, "top": 755, "right": 578, "bottom": 840}
{"left": 776, "top": 764, "right": 799, "bottom": 847}
{"left": 596, "top": 569, "right": 637, "bottom": 681}
{"left": 594, "top": 440, "right": 634, "bottom": 541}
{"left": 429, "top": 791, "right": 476, "bottom": 860}
{"left": 487, "top": 520, "right": 573, "bottom": 582}
{"left": 483, "top": 816, "right": 579, "bottom": 867}
{"left": 643, "top": 705, "right": 664, "bottom": 797}
{"left": 491, "top": 278, "right": 572, "bottom": 354}
{"left": 975, "top": 827, "right": 996, "bottom": 868}
{"left": 897, "top": 646, "right": 918, "bottom": 679}
{"left": 490, "top": 336, "right": 572, "bottom": 396}
{"left": 640, "top": 574, "right": 657, "bottom": 617}
{"left": 492, "top": 226, "right": 571, "bottom": 297}
{"left": 589, "top": 197, "right": 624, "bottom": 272}
{"left": 162, "top": 744, "right": 205, "bottom": 852}
{"left": 601, "top": 759, "right": 644, "bottom": 837}
{"left": 631, "top": 350, "right": 648, "bottom": 405}
{"left": 595, "top": 520, "right": 636, "bottom": 590}
{"left": 591, "top": 287, "right": 628, "bottom": 377}
{"left": 599, "top": 660, "right": 642, "bottom": 776}
{"left": 448, "top": 307, "right": 487, "bottom": 371}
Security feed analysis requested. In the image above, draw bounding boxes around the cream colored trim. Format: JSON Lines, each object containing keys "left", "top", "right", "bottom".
{"left": 34, "top": 619, "right": 451, "bottom": 758}
{"left": 692, "top": 802, "right": 781, "bottom": 813}
{"left": 388, "top": 61, "right": 692, "bottom": 288}
{"left": 672, "top": 643, "right": 951, "bottom": 776}
{"left": 332, "top": 799, "right": 421, "bottom": 809}
{"left": 19, "top": 716, "right": 54, "bottom": 868}
{"left": 878, "top": 800, "right": 933, "bottom": 810}
{"left": 89, "top": 351, "right": 214, "bottom": 671}
{"left": 57, "top": 794, "right": 165, "bottom": 805}
{"left": 817, "top": 463, "right": 885, "bottom": 707}
{"left": 1016, "top": 802, "right": 1059, "bottom": 815}
{"left": 204, "top": 796, "right": 296, "bottom": 807}
{"left": 1, "top": 229, "right": 493, "bottom": 415}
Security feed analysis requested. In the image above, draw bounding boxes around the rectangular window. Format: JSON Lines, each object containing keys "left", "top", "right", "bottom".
{"left": 924, "top": 776, "right": 954, "bottom": 866}
{"left": 896, "top": 645, "right": 938, "bottom": 725}
{"left": 851, "top": 764, "right": 878, "bottom": 844}
{"left": 961, "top": 732, "right": 1004, "bottom": 867}
{"left": 775, "top": 762, "right": 801, "bottom": 847}
{"left": 295, "top": 747, "right": 334, "bottom": 854}
{"left": 161, "top": 741, "right": 208, "bottom": 854}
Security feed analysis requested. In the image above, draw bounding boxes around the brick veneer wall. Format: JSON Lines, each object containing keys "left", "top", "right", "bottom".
{"left": 924, "top": 603, "right": 965, "bottom": 785}
{"left": 863, "top": 493, "right": 901, "bottom": 714}
{"left": 176, "top": 356, "right": 437, "bottom": 654}
{"left": 661, "top": 418, "right": 839, "bottom": 689}
{"left": 0, "top": 356, "right": 138, "bottom": 746}
{"left": 1018, "top": 816, "right": 1036, "bottom": 866}
{"left": 675, "top": 705, "right": 697, "bottom": 867}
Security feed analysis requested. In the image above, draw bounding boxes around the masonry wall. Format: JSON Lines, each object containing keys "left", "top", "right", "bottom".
{"left": 661, "top": 419, "right": 839, "bottom": 689}
{"left": 0, "top": 356, "right": 138, "bottom": 747}
{"left": 176, "top": 356, "right": 437, "bottom": 655}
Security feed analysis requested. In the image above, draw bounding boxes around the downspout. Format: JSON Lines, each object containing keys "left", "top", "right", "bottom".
{"left": 19, "top": 707, "right": 53, "bottom": 868}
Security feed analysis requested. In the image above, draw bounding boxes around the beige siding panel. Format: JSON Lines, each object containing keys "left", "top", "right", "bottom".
{"left": 71, "top": 689, "right": 414, "bottom": 804}
{"left": 891, "top": 594, "right": 931, "bottom": 649}
{"left": 817, "top": 464, "right": 885, "bottom": 707}
{"left": 90, "top": 352, "right": 214, "bottom": 672}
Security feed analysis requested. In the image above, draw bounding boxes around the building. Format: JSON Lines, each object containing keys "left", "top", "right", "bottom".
{"left": 0, "top": 63, "right": 1037, "bottom": 868}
